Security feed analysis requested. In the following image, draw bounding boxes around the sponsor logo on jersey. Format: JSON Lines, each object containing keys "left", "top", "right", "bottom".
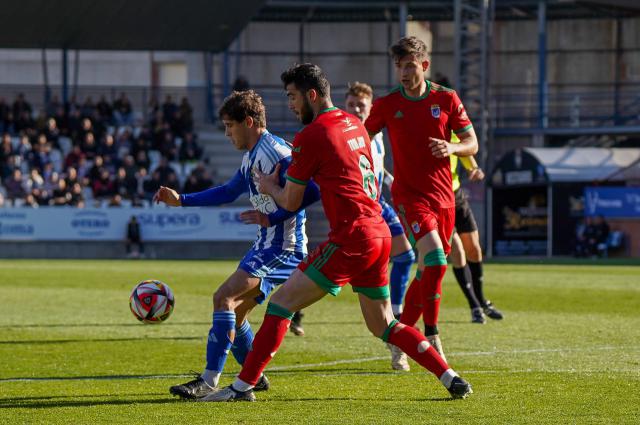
{"left": 431, "top": 104, "right": 441, "bottom": 118}
{"left": 342, "top": 117, "right": 359, "bottom": 132}
{"left": 394, "top": 110, "right": 404, "bottom": 119}
{"left": 411, "top": 221, "right": 421, "bottom": 234}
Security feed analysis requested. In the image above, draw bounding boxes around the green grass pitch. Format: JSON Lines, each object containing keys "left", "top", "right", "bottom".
{"left": 0, "top": 259, "right": 638, "bottom": 424}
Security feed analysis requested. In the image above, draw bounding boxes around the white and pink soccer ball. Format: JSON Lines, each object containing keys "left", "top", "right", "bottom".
{"left": 129, "top": 280, "right": 175, "bottom": 324}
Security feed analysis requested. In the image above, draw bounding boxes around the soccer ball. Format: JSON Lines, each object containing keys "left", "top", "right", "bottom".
{"left": 129, "top": 280, "right": 175, "bottom": 323}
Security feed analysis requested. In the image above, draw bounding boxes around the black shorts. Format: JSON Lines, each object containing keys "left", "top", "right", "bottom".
{"left": 454, "top": 188, "right": 478, "bottom": 234}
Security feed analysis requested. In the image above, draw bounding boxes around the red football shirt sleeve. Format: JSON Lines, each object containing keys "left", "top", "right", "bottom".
{"left": 364, "top": 98, "right": 386, "bottom": 135}
{"left": 449, "top": 91, "right": 473, "bottom": 135}
{"left": 285, "top": 131, "right": 318, "bottom": 185}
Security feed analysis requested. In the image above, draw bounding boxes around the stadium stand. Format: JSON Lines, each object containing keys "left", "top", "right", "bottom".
{"left": 0, "top": 93, "right": 210, "bottom": 208}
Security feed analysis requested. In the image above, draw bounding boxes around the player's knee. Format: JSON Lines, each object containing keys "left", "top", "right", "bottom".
{"left": 466, "top": 245, "right": 483, "bottom": 262}
{"left": 213, "top": 288, "right": 234, "bottom": 310}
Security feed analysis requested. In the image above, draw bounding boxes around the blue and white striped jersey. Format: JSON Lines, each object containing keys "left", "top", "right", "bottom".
{"left": 180, "top": 130, "right": 308, "bottom": 253}
{"left": 241, "top": 131, "right": 307, "bottom": 253}
{"left": 370, "top": 132, "right": 386, "bottom": 194}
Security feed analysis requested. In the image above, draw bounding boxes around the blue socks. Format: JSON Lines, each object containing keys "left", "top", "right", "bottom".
{"left": 231, "top": 319, "right": 254, "bottom": 365}
{"left": 205, "top": 310, "right": 236, "bottom": 374}
{"left": 390, "top": 249, "right": 415, "bottom": 316}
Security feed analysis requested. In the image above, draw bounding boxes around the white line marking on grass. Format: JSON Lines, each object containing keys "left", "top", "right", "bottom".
{"left": 1, "top": 345, "right": 636, "bottom": 383}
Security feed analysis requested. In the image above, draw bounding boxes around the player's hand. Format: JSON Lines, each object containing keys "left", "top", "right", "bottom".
{"left": 429, "top": 137, "right": 455, "bottom": 158}
{"left": 255, "top": 163, "right": 281, "bottom": 195}
{"left": 469, "top": 168, "right": 485, "bottom": 182}
{"left": 240, "top": 210, "right": 270, "bottom": 227}
{"left": 153, "top": 186, "right": 181, "bottom": 206}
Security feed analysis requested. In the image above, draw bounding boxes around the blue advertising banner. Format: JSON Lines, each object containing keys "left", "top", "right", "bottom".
{"left": 584, "top": 187, "right": 640, "bottom": 218}
{"left": 0, "top": 207, "right": 258, "bottom": 241}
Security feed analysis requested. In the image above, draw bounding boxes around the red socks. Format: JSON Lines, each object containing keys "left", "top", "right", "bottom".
{"left": 386, "top": 321, "right": 449, "bottom": 377}
{"left": 237, "top": 304, "right": 292, "bottom": 386}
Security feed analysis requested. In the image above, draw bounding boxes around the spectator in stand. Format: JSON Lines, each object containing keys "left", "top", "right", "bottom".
{"left": 67, "top": 95, "right": 80, "bottom": 115}
{"left": 64, "top": 145, "right": 85, "bottom": 170}
{"left": 114, "top": 166, "right": 138, "bottom": 200}
{"left": 96, "top": 95, "right": 113, "bottom": 124}
{"left": 69, "top": 182, "right": 84, "bottom": 207}
{"left": 81, "top": 132, "right": 99, "bottom": 160}
{"left": 108, "top": 193, "right": 123, "bottom": 207}
{"left": 98, "top": 134, "right": 119, "bottom": 168}
{"left": 143, "top": 170, "right": 162, "bottom": 201}
{"left": 113, "top": 93, "right": 134, "bottom": 126}
{"left": 179, "top": 132, "right": 202, "bottom": 162}
{"left": 27, "top": 168, "right": 45, "bottom": 191}
{"left": 65, "top": 167, "right": 80, "bottom": 188}
{"left": 5, "top": 169, "right": 27, "bottom": 203}
{"left": 81, "top": 97, "right": 96, "bottom": 119}
{"left": 121, "top": 155, "right": 138, "bottom": 178}
{"left": 29, "top": 136, "right": 52, "bottom": 173}
{"left": 46, "top": 95, "right": 62, "bottom": 118}
{"left": 0, "top": 97, "right": 10, "bottom": 133}
{"left": 159, "top": 130, "right": 177, "bottom": 160}
{"left": 44, "top": 118, "right": 61, "bottom": 150}
{"left": 135, "top": 150, "right": 150, "bottom": 171}
{"left": 0, "top": 133, "right": 14, "bottom": 164}
{"left": 179, "top": 97, "right": 194, "bottom": 133}
{"left": 30, "top": 187, "right": 50, "bottom": 206}
{"left": 24, "top": 192, "right": 39, "bottom": 208}
{"left": 1, "top": 155, "right": 18, "bottom": 180}
{"left": 153, "top": 156, "right": 177, "bottom": 186}
{"left": 16, "top": 135, "right": 32, "bottom": 160}
{"left": 67, "top": 109, "right": 83, "bottom": 142}
{"left": 12, "top": 93, "right": 32, "bottom": 119}
{"left": 51, "top": 178, "right": 71, "bottom": 205}
{"left": 43, "top": 171, "right": 60, "bottom": 194}
{"left": 15, "top": 110, "right": 35, "bottom": 134}
{"left": 93, "top": 168, "right": 115, "bottom": 199}
{"left": 162, "top": 95, "right": 178, "bottom": 123}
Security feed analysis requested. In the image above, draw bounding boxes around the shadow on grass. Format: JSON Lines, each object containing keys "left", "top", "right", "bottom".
{"left": 0, "top": 336, "right": 202, "bottom": 345}
{"left": 0, "top": 322, "right": 210, "bottom": 329}
{"left": 0, "top": 396, "right": 181, "bottom": 409}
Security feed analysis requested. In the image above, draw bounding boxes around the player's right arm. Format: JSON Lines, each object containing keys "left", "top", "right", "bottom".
{"left": 153, "top": 169, "right": 247, "bottom": 207}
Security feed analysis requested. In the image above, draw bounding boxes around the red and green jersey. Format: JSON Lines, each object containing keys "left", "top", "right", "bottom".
{"left": 365, "top": 80, "right": 473, "bottom": 209}
{"left": 286, "top": 107, "right": 387, "bottom": 243}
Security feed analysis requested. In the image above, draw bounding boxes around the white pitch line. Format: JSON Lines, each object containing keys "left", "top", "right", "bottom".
{"left": 1, "top": 345, "right": 637, "bottom": 383}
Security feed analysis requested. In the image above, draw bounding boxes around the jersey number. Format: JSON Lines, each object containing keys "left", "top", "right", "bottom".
{"left": 359, "top": 155, "right": 378, "bottom": 200}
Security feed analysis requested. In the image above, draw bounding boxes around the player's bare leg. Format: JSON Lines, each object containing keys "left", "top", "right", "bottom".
{"left": 450, "top": 233, "right": 485, "bottom": 323}
{"left": 359, "top": 293, "right": 472, "bottom": 399}
{"left": 170, "top": 269, "right": 264, "bottom": 399}
{"left": 200, "top": 269, "right": 327, "bottom": 402}
{"left": 459, "top": 230, "right": 503, "bottom": 320}
{"left": 399, "top": 230, "right": 448, "bottom": 361}
{"left": 386, "top": 233, "right": 414, "bottom": 371}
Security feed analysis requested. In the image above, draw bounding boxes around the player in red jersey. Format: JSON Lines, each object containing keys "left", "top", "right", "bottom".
{"left": 365, "top": 36, "right": 479, "bottom": 361}
{"left": 201, "top": 63, "right": 472, "bottom": 402}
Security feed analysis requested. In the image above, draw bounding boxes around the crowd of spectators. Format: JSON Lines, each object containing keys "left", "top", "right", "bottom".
{"left": 0, "top": 92, "right": 211, "bottom": 208}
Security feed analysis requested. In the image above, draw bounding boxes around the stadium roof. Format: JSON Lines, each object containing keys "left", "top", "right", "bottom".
{"left": 524, "top": 148, "right": 640, "bottom": 183}
{"left": 255, "top": 0, "right": 640, "bottom": 22}
{"left": 0, "top": 0, "right": 265, "bottom": 51}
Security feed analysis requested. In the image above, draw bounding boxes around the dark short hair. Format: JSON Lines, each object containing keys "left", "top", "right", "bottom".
{"left": 218, "top": 90, "right": 266, "bottom": 127}
{"left": 390, "top": 36, "right": 428, "bottom": 61}
{"left": 281, "top": 63, "right": 330, "bottom": 98}
{"left": 345, "top": 81, "right": 373, "bottom": 99}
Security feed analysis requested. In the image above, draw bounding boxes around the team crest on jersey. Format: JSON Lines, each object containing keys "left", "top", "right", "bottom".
{"left": 394, "top": 110, "right": 404, "bottom": 119}
{"left": 431, "top": 104, "right": 441, "bottom": 118}
{"left": 411, "top": 221, "right": 421, "bottom": 234}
